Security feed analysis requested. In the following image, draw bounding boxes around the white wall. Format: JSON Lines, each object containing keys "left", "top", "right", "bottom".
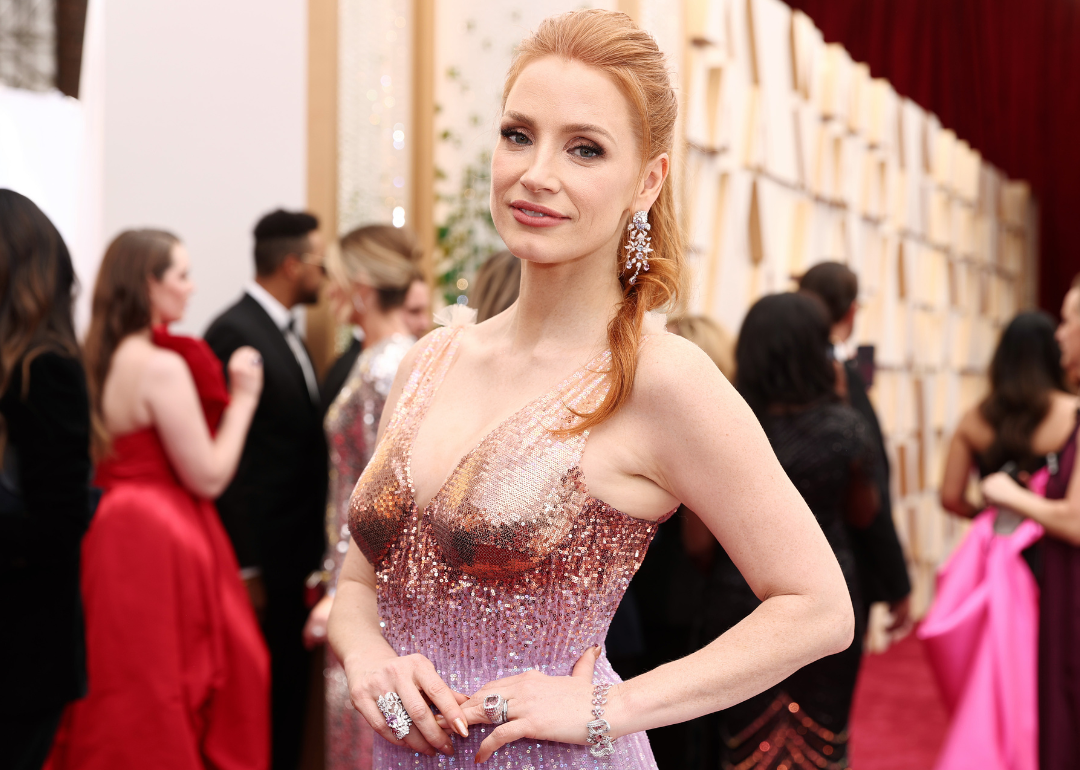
{"left": 102, "top": 0, "right": 308, "bottom": 334}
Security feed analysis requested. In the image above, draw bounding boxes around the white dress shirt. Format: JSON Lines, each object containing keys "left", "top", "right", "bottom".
{"left": 245, "top": 282, "right": 320, "bottom": 403}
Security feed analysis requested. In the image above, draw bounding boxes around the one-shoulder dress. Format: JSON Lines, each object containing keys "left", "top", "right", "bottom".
{"left": 347, "top": 326, "right": 667, "bottom": 768}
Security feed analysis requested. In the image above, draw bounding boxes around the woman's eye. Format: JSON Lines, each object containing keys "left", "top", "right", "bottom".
{"left": 571, "top": 144, "right": 603, "bottom": 159}
{"left": 501, "top": 129, "right": 530, "bottom": 146}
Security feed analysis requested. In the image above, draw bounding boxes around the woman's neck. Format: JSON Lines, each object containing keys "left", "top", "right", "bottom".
{"left": 358, "top": 308, "right": 409, "bottom": 348}
{"left": 501, "top": 253, "right": 623, "bottom": 356}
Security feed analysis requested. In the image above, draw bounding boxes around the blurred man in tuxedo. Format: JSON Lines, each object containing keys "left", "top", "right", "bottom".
{"left": 205, "top": 210, "right": 328, "bottom": 770}
{"left": 800, "top": 261, "right": 913, "bottom": 636}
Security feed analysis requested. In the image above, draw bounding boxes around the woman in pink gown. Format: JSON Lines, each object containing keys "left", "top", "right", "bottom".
{"left": 327, "top": 10, "right": 856, "bottom": 769}
{"left": 922, "top": 311, "right": 1075, "bottom": 770}
{"left": 46, "top": 230, "right": 269, "bottom": 770}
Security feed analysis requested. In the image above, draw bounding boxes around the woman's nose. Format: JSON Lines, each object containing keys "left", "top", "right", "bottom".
{"left": 520, "top": 147, "right": 560, "bottom": 194}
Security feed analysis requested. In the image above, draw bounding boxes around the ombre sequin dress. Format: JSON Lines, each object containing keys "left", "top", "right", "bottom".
{"left": 324, "top": 333, "right": 415, "bottom": 770}
{"left": 348, "top": 326, "right": 666, "bottom": 768}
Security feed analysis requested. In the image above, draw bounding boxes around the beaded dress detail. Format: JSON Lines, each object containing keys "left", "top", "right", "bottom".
{"left": 348, "top": 326, "right": 664, "bottom": 768}
{"left": 324, "top": 333, "right": 415, "bottom": 770}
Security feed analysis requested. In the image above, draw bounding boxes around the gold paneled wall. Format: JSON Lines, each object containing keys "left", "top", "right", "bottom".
{"left": 678, "top": 0, "right": 1038, "bottom": 621}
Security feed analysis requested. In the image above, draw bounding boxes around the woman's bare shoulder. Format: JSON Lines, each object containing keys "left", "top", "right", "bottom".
{"left": 1049, "top": 390, "right": 1080, "bottom": 414}
{"left": 621, "top": 332, "right": 752, "bottom": 447}
{"left": 633, "top": 332, "right": 738, "bottom": 405}
{"left": 956, "top": 405, "right": 992, "bottom": 447}
{"left": 141, "top": 344, "right": 191, "bottom": 385}
{"left": 1034, "top": 390, "right": 1080, "bottom": 452}
{"left": 377, "top": 328, "right": 450, "bottom": 432}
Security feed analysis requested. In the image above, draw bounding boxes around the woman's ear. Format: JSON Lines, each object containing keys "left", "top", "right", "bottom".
{"left": 634, "top": 153, "right": 669, "bottom": 213}
{"left": 356, "top": 282, "right": 378, "bottom": 308}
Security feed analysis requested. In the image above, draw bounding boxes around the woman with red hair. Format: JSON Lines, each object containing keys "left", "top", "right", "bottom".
{"left": 329, "top": 10, "right": 854, "bottom": 768}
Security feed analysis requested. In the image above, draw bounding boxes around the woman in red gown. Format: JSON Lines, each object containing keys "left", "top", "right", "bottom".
{"left": 46, "top": 230, "right": 270, "bottom": 770}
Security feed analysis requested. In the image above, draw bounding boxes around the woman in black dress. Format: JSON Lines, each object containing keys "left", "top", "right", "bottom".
{"left": 692, "top": 292, "right": 880, "bottom": 770}
{"left": 0, "top": 189, "right": 92, "bottom": 770}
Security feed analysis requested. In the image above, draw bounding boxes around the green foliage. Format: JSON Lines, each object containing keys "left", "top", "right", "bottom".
{"left": 433, "top": 150, "right": 501, "bottom": 307}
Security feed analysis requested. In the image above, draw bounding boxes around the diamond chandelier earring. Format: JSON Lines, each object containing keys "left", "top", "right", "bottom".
{"left": 624, "top": 210, "right": 653, "bottom": 285}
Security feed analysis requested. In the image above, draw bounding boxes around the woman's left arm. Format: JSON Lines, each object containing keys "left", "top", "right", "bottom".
{"left": 982, "top": 450, "right": 1080, "bottom": 544}
{"left": 462, "top": 337, "right": 853, "bottom": 761}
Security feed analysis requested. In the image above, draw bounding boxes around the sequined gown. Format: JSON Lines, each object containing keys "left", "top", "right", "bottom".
{"left": 324, "top": 333, "right": 415, "bottom": 770}
{"left": 348, "top": 326, "right": 665, "bottom": 768}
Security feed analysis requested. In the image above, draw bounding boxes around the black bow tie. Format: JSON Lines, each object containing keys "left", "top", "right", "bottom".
{"left": 284, "top": 318, "right": 296, "bottom": 334}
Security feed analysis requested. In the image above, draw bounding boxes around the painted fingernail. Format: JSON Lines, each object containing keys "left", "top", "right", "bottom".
{"left": 454, "top": 718, "right": 469, "bottom": 738}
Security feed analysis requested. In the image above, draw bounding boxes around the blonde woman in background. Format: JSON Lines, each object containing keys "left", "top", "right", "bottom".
{"left": 303, "top": 224, "right": 424, "bottom": 770}
{"left": 321, "top": 229, "right": 431, "bottom": 410}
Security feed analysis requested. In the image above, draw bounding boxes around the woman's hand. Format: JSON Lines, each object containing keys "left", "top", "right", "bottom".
{"left": 981, "top": 472, "right": 1024, "bottom": 510}
{"left": 450, "top": 645, "right": 604, "bottom": 763}
{"left": 227, "top": 346, "right": 263, "bottom": 401}
{"left": 342, "top": 651, "right": 470, "bottom": 758}
{"left": 302, "top": 594, "right": 333, "bottom": 650}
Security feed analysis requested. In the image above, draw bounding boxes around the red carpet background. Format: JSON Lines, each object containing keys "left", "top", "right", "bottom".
{"left": 849, "top": 632, "right": 949, "bottom": 770}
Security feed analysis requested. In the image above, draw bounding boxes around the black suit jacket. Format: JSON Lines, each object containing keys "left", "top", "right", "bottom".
{"left": 205, "top": 294, "right": 327, "bottom": 579}
{"left": 0, "top": 353, "right": 91, "bottom": 714}
{"left": 320, "top": 336, "right": 363, "bottom": 419}
{"left": 844, "top": 360, "right": 911, "bottom": 608}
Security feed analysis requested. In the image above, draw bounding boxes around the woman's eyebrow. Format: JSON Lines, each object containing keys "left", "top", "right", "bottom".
{"left": 502, "top": 111, "right": 616, "bottom": 144}
{"left": 563, "top": 123, "right": 616, "bottom": 144}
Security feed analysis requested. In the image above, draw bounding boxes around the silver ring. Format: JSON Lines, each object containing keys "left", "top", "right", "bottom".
{"left": 376, "top": 691, "right": 412, "bottom": 739}
{"left": 251, "top": 353, "right": 263, "bottom": 366}
{"left": 483, "top": 694, "right": 509, "bottom": 726}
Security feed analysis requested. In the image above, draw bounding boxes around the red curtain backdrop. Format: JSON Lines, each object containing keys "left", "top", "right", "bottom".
{"left": 785, "top": 0, "right": 1080, "bottom": 316}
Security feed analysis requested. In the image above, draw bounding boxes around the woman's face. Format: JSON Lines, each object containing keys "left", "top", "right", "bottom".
{"left": 1056, "top": 288, "right": 1080, "bottom": 380}
{"left": 491, "top": 56, "right": 667, "bottom": 270}
{"left": 402, "top": 279, "right": 431, "bottom": 338}
{"left": 149, "top": 243, "right": 194, "bottom": 326}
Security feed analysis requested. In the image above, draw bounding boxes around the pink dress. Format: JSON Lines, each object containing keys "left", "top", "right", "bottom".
{"left": 918, "top": 469, "right": 1048, "bottom": 770}
{"left": 347, "top": 326, "right": 666, "bottom": 768}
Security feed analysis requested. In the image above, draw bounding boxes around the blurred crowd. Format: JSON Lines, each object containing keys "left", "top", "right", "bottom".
{"left": 1, "top": 185, "right": 1078, "bottom": 770}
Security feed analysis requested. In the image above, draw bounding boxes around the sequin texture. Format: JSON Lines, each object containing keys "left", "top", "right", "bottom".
{"left": 348, "top": 327, "right": 665, "bottom": 768}
{"left": 325, "top": 333, "right": 415, "bottom": 770}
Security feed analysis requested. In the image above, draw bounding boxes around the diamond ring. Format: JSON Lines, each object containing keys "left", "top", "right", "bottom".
{"left": 376, "top": 691, "right": 412, "bottom": 740}
{"left": 483, "top": 694, "right": 509, "bottom": 725}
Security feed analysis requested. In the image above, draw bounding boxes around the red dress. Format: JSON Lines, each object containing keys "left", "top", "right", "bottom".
{"left": 46, "top": 330, "right": 270, "bottom": 770}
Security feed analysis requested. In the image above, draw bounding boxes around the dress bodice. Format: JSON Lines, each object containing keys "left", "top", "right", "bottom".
{"left": 94, "top": 428, "right": 180, "bottom": 490}
{"left": 347, "top": 326, "right": 665, "bottom": 767}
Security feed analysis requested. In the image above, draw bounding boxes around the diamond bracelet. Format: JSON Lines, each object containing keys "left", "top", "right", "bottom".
{"left": 586, "top": 682, "right": 615, "bottom": 758}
